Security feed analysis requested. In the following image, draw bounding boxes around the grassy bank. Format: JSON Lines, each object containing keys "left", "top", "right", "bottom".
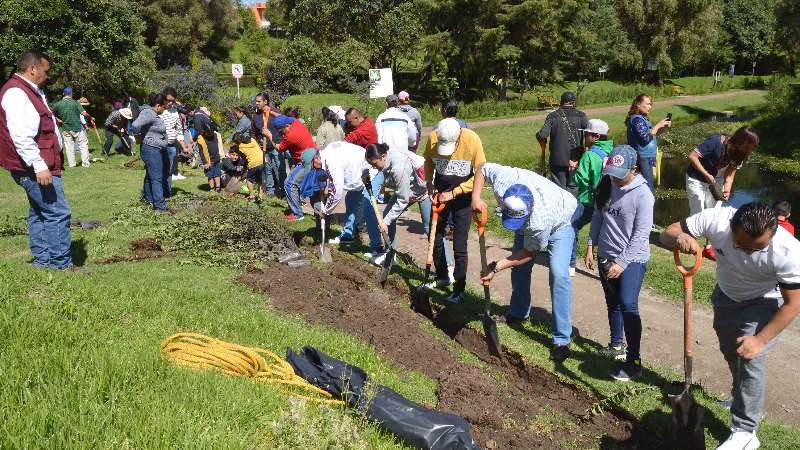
{"left": 0, "top": 158, "right": 431, "bottom": 448}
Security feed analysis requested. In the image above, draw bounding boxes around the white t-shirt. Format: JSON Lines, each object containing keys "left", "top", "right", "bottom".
{"left": 684, "top": 206, "right": 800, "bottom": 301}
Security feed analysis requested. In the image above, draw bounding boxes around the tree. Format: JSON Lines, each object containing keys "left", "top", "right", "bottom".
{"left": 672, "top": 0, "right": 731, "bottom": 75}
{"left": 569, "top": 0, "right": 634, "bottom": 79}
{"left": 723, "top": 0, "right": 776, "bottom": 73}
{"left": 775, "top": 0, "right": 800, "bottom": 74}
{"left": 0, "top": 0, "right": 154, "bottom": 96}
{"left": 141, "top": 0, "right": 241, "bottom": 68}
{"left": 617, "top": 0, "right": 718, "bottom": 77}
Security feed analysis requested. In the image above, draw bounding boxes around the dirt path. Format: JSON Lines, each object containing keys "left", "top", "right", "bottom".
{"left": 389, "top": 210, "right": 800, "bottom": 428}
{"left": 421, "top": 90, "right": 763, "bottom": 135}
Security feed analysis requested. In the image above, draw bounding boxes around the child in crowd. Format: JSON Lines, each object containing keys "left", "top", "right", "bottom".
{"left": 585, "top": 146, "right": 654, "bottom": 380}
{"left": 774, "top": 200, "right": 795, "bottom": 236}
{"left": 221, "top": 149, "right": 246, "bottom": 193}
{"left": 197, "top": 126, "right": 223, "bottom": 193}
{"left": 233, "top": 132, "right": 265, "bottom": 203}
{"left": 285, "top": 149, "right": 325, "bottom": 222}
{"left": 570, "top": 119, "right": 613, "bottom": 276}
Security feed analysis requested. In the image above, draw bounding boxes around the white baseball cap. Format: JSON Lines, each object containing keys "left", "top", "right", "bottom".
{"left": 436, "top": 118, "right": 461, "bottom": 156}
{"left": 119, "top": 108, "right": 133, "bottom": 120}
{"left": 579, "top": 119, "right": 609, "bottom": 135}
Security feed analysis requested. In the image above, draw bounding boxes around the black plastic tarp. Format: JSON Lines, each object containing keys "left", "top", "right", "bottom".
{"left": 287, "top": 347, "right": 480, "bottom": 450}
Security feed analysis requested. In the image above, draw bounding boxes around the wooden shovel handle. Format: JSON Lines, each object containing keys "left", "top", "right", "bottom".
{"left": 674, "top": 246, "right": 702, "bottom": 360}
{"left": 426, "top": 194, "right": 443, "bottom": 266}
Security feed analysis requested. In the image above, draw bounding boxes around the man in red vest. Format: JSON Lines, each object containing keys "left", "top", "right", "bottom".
{"left": 0, "top": 50, "right": 73, "bottom": 270}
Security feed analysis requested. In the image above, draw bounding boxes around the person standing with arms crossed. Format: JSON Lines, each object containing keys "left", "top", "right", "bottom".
{"left": 0, "top": 50, "right": 74, "bottom": 270}
{"left": 661, "top": 202, "right": 800, "bottom": 450}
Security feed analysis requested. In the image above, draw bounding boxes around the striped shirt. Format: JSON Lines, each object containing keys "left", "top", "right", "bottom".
{"left": 160, "top": 108, "right": 184, "bottom": 144}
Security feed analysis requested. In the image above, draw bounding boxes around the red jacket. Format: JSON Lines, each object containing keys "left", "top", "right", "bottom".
{"left": 778, "top": 218, "right": 795, "bottom": 236}
{"left": 0, "top": 74, "right": 63, "bottom": 176}
{"left": 277, "top": 120, "right": 316, "bottom": 163}
{"left": 345, "top": 117, "right": 378, "bottom": 147}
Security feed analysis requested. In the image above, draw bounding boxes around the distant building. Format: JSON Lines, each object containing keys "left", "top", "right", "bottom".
{"left": 249, "top": 2, "right": 270, "bottom": 29}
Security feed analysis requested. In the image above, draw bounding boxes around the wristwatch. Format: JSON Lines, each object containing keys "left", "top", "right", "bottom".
{"left": 489, "top": 261, "right": 500, "bottom": 273}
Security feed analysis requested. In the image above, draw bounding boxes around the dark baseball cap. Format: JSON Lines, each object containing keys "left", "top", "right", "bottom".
{"left": 560, "top": 91, "right": 576, "bottom": 104}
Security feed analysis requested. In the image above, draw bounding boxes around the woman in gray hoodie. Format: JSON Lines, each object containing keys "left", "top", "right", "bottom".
{"left": 131, "top": 93, "right": 168, "bottom": 211}
{"left": 585, "top": 145, "right": 654, "bottom": 382}
{"left": 365, "top": 143, "right": 431, "bottom": 260}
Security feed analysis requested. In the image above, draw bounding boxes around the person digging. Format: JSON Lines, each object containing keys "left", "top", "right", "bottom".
{"left": 472, "top": 161, "right": 580, "bottom": 362}
{"left": 660, "top": 202, "right": 800, "bottom": 450}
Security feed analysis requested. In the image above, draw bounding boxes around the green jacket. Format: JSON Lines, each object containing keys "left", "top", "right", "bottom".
{"left": 574, "top": 139, "right": 613, "bottom": 206}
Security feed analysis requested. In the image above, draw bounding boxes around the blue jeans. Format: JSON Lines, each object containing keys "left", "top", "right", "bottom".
{"left": 12, "top": 172, "right": 73, "bottom": 269}
{"left": 385, "top": 196, "right": 431, "bottom": 246}
{"left": 599, "top": 261, "right": 646, "bottom": 362}
{"left": 164, "top": 145, "right": 177, "bottom": 197}
{"left": 570, "top": 204, "right": 594, "bottom": 267}
{"left": 285, "top": 165, "right": 305, "bottom": 217}
{"left": 141, "top": 144, "right": 168, "bottom": 210}
{"left": 638, "top": 155, "right": 656, "bottom": 192}
{"left": 340, "top": 189, "right": 382, "bottom": 252}
{"left": 508, "top": 224, "right": 575, "bottom": 346}
{"left": 262, "top": 149, "right": 282, "bottom": 193}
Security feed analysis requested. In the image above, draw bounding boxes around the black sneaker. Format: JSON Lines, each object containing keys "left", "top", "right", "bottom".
{"left": 598, "top": 343, "right": 627, "bottom": 361}
{"left": 551, "top": 345, "right": 571, "bottom": 362}
{"left": 611, "top": 360, "right": 642, "bottom": 381}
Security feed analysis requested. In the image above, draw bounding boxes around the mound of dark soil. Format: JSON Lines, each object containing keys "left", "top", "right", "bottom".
{"left": 237, "top": 261, "right": 660, "bottom": 449}
{"left": 129, "top": 237, "right": 162, "bottom": 252}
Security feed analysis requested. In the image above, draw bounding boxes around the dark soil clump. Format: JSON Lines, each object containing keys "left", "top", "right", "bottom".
{"left": 237, "top": 259, "right": 661, "bottom": 449}
{"left": 129, "top": 237, "right": 163, "bottom": 252}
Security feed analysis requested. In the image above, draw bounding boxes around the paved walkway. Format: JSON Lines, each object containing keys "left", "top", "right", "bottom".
{"left": 421, "top": 90, "right": 763, "bottom": 135}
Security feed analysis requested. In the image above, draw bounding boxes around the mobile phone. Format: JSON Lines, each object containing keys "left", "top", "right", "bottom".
{"left": 666, "top": 113, "right": 673, "bottom": 121}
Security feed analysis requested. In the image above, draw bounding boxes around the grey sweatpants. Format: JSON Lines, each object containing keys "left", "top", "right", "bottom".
{"left": 711, "top": 286, "right": 782, "bottom": 432}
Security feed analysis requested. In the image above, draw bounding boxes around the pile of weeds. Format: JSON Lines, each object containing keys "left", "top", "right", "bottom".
{"left": 153, "top": 196, "right": 299, "bottom": 266}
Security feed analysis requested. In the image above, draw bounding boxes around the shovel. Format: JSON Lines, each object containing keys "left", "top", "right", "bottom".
{"left": 669, "top": 245, "right": 705, "bottom": 449}
{"left": 473, "top": 205, "right": 502, "bottom": 358}
{"left": 411, "top": 195, "right": 444, "bottom": 319}
{"left": 318, "top": 188, "right": 333, "bottom": 264}
{"left": 363, "top": 181, "right": 396, "bottom": 287}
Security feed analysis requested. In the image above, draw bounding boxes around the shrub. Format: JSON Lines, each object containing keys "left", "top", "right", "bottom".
{"left": 147, "top": 66, "right": 219, "bottom": 105}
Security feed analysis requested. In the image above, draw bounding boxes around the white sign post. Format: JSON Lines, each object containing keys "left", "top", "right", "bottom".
{"left": 231, "top": 64, "right": 244, "bottom": 99}
{"left": 368, "top": 68, "right": 394, "bottom": 99}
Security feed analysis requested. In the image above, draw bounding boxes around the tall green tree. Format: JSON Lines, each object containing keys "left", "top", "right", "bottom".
{"left": 0, "top": 0, "right": 154, "bottom": 95}
{"left": 141, "top": 0, "right": 241, "bottom": 67}
{"left": 616, "top": 0, "right": 717, "bottom": 76}
{"left": 775, "top": 0, "right": 800, "bottom": 74}
{"left": 569, "top": 0, "right": 634, "bottom": 79}
{"left": 723, "top": 0, "right": 776, "bottom": 73}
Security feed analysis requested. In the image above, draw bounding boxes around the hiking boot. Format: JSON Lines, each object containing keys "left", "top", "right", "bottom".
{"left": 446, "top": 291, "right": 464, "bottom": 304}
{"left": 424, "top": 278, "right": 451, "bottom": 289}
{"left": 715, "top": 429, "right": 760, "bottom": 450}
{"left": 598, "top": 343, "right": 627, "bottom": 361}
{"left": 611, "top": 360, "right": 642, "bottom": 382}
{"left": 703, "top": 245, "right": 717, "bottom": 261}
{"left": 551, "top": 345, "right": 571, "bottom": 362}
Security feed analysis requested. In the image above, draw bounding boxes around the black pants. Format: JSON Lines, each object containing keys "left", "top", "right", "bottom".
{"left": 550, "top": 165, "right": 576, "bottom": 196}
{"left": 102, "top": 126, "right": 117, "bottom": 156}
{"left": 433, "top": 194, "right": 471, "bottom": 294}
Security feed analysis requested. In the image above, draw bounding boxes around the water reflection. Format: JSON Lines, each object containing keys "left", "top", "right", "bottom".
{"left": 654, "top": 156, "right": 800, "bottom": 227}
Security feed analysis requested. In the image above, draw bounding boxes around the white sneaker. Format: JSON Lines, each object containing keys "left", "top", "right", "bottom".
{"left": 363, "top": 252, "right": 377, "bottom": 260}
{"left": 716, "top": 429, "right": 760, "bottom": 450}
{"left": 447, "top": 292, "right": 464, "bottom": 304}
{"left": 328, "top": 236, "right": 355, "bottom": 245}
{"left": 424, "top": 279, "right": 451, "bottom": 289}
{"left": 370, "top": 252, "right": 388, "bottom": 266}
{"left": 172, "top": 173, "right": 186, "bottom": 180}
{"left": 569, "top": 267, "right": 576, "bottom": 277}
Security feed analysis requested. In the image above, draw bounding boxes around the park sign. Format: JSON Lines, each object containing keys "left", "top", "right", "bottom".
{"left": 369, "top": 68, "right": 394, "bottom": 99}
{"left": 231, "top": 64, "right": 244, "bottom": 79}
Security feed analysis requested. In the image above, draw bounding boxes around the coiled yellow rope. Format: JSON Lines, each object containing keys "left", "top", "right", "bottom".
{"left": 160, "top": 332, "right": 344, "bottom": 405}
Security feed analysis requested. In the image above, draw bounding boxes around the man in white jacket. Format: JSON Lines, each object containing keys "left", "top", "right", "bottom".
{"left": 376, "top": 95, "right": 417, "bottom": 152}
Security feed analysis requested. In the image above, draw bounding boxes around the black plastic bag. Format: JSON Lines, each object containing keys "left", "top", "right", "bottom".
{"left": 287, "top": 347, "right": 480, "bottom": 450}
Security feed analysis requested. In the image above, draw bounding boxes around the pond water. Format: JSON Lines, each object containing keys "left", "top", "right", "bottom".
{"left": 654, "top": 155, "right": 800, "bottom": 228}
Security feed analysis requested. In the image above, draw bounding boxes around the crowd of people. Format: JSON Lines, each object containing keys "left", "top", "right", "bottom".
{"left": 2, "top": 49, "right": 800, "bottom": 450}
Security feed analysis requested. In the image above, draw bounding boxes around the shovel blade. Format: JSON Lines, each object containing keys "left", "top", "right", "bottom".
{"left": 482, "top": 315, "right": 502, "bottom": 357}
{"left": 378, "top": 248, "right": 396, "bottom": 287}
{"left": 669, "top": 390, "right": 705, "bottom": 450}
{"left": 319, "top": 246, "right": 333, "bottom": 264}
{"left": 410, "top": 286, "right": 434, "bottom": 320}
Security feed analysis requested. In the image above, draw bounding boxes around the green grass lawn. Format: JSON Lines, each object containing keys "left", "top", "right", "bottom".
{"left": 0, "top": 145, "right": 430, "bottom": 448}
